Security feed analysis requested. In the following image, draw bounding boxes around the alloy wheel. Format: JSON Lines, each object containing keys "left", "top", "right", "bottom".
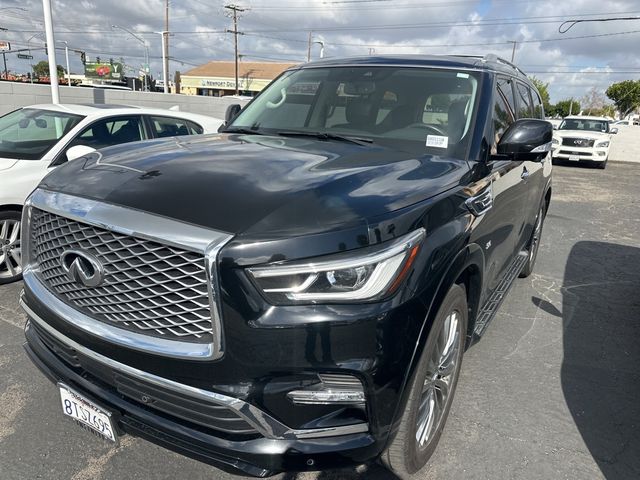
{"left": 415, "top": 310, "right": 462, "bottom": 448}
{"left": 0, "top": 219, "right": 22, "bottom": 280}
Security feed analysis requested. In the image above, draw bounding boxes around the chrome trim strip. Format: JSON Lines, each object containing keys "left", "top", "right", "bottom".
{"left": 21, "top": 295, "right": 369, "bottom": 441}
{"left": 29, "top": 188, "right": 230, "bottom": 253}
{"left": 26, "top": 188, "right": 233, "bottom": 360}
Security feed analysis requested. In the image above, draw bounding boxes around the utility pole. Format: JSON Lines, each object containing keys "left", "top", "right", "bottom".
{"left": 0, "top": 27, "right": 7, "bottom": 80}
{"left": 163, "top": 0, "right": 169, "bottom": 93}
{"left": 307, "top": 31, "right": 312, "bottom": 62}
{"left": 508, "top": 41, "right": 517, "bottom": 62}
{"left": 225, "top": 4, "right": 245, "bottom": 96}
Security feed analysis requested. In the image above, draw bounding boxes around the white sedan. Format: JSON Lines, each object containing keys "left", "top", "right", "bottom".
{"left": 0, "top": 103, "right": 222, "bottom": 284}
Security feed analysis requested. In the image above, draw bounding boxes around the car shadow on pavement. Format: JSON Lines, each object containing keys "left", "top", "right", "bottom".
{"left": 557, "top": 241, "right": 640, "bottom": 479}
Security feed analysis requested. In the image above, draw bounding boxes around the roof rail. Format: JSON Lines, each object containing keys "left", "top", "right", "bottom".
{"left": 449, "top": 53, "right": 528, "bottom": 78}
{"left": 485, "top": 54, "right": 529, "bottom": 78}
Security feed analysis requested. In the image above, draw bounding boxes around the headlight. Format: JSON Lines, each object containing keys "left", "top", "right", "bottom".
{"left": 595, "top": 141, "right": 610, "bottom": 148}
{"left": 552, "top": 138, "right": 559, "bottom": 145}
{"left": 248, "top": 228, "right": 425, "bottom": 304}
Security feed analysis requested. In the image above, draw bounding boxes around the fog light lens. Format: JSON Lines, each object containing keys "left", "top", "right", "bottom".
{"left": 287, "top": 374, "right": 365, "bottom": 405}
{"left": 597, "top": 151, "right": 606, "bottom": 156}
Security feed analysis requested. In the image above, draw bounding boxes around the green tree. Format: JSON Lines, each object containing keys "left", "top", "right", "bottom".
{"left": 553, "top": 99, "right": 581, "bottom": 117}
{"left": 529, "top": 76, "right": 551, "bottom": 113}
{"left": 606, "top": 80, "right": 640, "bottom": 117}
{"left": 32, "top": 60, "right": 65, "bottom": 78}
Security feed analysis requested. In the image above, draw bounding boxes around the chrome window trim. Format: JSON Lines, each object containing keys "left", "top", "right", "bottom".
{"left": 21, "top": 296, "right": 369, "bottom": 441}
{"left": 24, "top": 188, "right": 232, "bottom": 360}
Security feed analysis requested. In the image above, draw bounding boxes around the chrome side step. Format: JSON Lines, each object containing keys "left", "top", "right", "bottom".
{"left": 473, "top": 251, "right": 528, "bottom": 337}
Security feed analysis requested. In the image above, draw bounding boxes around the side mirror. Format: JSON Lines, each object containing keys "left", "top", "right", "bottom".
{"left": 610, "top": 127, "right": 618, "bottom": 134}
{"left": 224, "top": 103, "right": 242, "bottom": 126}
{"left": 497, "top": 119, "right": 553, "bottom": 162}
{"left": 66, "top": 145, "right": 97, "bottom": 161}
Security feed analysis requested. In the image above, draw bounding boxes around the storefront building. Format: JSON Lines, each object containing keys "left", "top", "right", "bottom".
{"left": 180, "top": 61, "right": 297, "bottom": 97}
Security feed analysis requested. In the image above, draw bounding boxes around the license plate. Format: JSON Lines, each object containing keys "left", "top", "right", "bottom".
{"left": 568, "top": 155, "right": 580, "bottom": 161}
{"left": 58, "top": 383, "right": 117, "bottom": 442}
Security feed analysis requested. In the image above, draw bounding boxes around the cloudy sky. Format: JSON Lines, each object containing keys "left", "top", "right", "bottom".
{"left": 1, "top": 0, "right": 639, "bottom": 102}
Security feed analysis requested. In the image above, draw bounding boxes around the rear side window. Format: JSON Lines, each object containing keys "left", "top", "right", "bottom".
{"left": 516, "top": 83, "right": 534, "bottom": 118}
{"left": 149, "top": 116, "right": 196, "bottom": 138}
{"left": 187, "top": 120, "right": 204, "bottom": 134}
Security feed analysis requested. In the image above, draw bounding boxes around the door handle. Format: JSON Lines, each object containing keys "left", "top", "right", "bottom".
{"left": 521, "top": 168, "right": 530, "bottom": 180}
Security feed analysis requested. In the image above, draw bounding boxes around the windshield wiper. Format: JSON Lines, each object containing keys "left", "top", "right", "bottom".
{"left": 222, "top": 126, "right": 264, "bottom": 135}
{"left": 277, "top": 130, "right": 373, "bottom": 146}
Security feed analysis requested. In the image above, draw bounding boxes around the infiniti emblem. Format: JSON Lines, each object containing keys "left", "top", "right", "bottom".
{"left": 60, "top": 249, "right": 105, "bottom": 287}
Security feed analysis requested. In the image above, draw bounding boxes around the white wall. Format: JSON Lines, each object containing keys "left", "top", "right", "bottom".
{"left": 0, "top": 82, "right": 249, "bottom": 118}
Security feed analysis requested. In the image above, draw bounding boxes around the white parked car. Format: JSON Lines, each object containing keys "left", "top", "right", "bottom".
{"left": 551, "top": 115, "right": 617, "bottom": 170}
{"left": 0, "top": 103, "right": 222, "bottom": 284}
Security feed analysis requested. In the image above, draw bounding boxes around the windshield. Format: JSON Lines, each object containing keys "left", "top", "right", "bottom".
{"left": 229, "top": 66, "right": 480, "bottom": 159}
{"left": 0, "top": 108, "right": 84, "bottom": 160}
{"left": 559, "top": 118, "right": 609, "bottom": 133}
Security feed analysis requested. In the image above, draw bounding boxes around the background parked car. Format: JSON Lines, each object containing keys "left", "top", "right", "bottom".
{"left": 0, "top": 104, "right": 222, "bottom": 284}
{"left": 551, "top": 115, "right": 616, "bottom": 169}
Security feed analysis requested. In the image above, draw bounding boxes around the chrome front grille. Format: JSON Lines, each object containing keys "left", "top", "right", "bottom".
{"left": 562, "top": 137, "right": 595, "bottom": 147}
{"left": 30, "top": 208, "right": 214, "bottom": 342}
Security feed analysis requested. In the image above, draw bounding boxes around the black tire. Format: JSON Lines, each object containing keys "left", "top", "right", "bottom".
{"left": 380, "top": 284, "right": 468, "bottom": 479}
{"left": 596, "top": 159, "right": 607, "bottom": 170}
{"left": 0, "top": 209, "right": 23, "bottom": 285}
{"left": 519, "top": 204, "right": 545, "bottom": 278}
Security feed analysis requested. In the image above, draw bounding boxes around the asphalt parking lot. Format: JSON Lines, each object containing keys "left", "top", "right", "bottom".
{"left": 1, "top": 162, "right": 639, "bottom": 480}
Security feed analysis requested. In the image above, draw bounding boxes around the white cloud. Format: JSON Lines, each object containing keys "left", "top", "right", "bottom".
{"left": 1, "top": 0, "right": 639, "bottom": 102}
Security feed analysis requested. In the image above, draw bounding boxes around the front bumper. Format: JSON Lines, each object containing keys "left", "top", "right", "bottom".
{"left": 21, "top": 297, "right": 380, "bottom": 477}
{"left": 551, "top": 145, "right": 608, "bottom": 162}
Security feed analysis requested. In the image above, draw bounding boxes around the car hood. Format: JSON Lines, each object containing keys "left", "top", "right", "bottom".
{"left": 554, "top": 130, "right": 609, "bottom": 140}
{"left": 40, "top": 134, "right": 469, "bottom": 237}
{"left": 0, "top": 157, "right": 19, "bottom": 171}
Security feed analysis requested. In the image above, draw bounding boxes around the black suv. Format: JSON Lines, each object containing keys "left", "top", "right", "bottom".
{"left": 20, "top": 55, "right": 552, "bottom": 478}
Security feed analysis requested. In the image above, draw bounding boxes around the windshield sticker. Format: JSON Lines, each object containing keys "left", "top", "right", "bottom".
{"left": 457, "top": 72, "right": 470, "bottom": 78}
{"left": 426, "top": 135, "right": 449, "bottom": 148}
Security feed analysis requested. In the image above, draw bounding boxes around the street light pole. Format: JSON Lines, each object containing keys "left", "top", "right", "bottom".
{"left": 157, "top": 31, "right": 169, "bottom": 93}
{"left": 42, "top": 0, "right": 60, "bottom": 103}
{"left": 57, "top": 40, "right": 70, "bottom": 85}
{"left": 112, "top": 25, "right": 148, "bottom": 91}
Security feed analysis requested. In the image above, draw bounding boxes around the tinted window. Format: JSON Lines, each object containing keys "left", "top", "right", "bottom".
{"left": 0, "top": 108, "right": 83, "bottom": 160}
{"left": 497, "top": 77, "right": 516, "bottom": 116}
{"left": 516, "top": 82, "right": 534, "bottom": 118}
{"left": 71, "top": 116, "right": 144, "bottom": 150}
{"left": 493, "top": 87, "right": 515, "bottom": 151}
{"left": 531, "top": 89, "right": 544, "bottom": 119}
{"left": 149, "top": 116, "right": 198, "bottom": 138}
{"left": 187, "top": 120, "right": 204, "bottom": 134}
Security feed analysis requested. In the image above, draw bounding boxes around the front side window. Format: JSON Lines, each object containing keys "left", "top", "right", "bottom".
{"left": 516, "top": 83, "right": 534, "bottom": 118}
{"left": 70, "top": 116, "right": 145, "bottom": 150}
{"left": 0, "top": 108, "right": 84, "bottom": 160}
{"left": 531, "top": 89, "right": 544, "bottom": 119}
{"left": 492, "top": 87, "right": 515, "bottom": 152}
{"left": 229, "top": 66, "right": 481, "bottom": 158}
